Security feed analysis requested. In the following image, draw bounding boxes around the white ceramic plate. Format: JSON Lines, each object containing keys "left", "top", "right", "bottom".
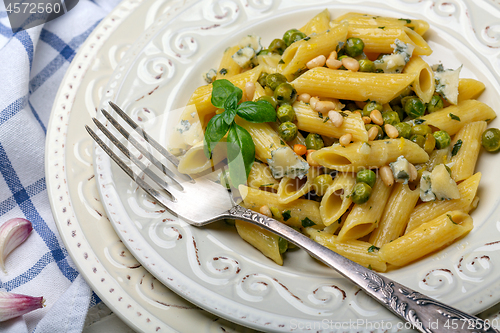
{"left": 93, "top": 0, "right": 500, "bottom": 331}
{"left": 46, "top": 0, "right": 254, "bottom": 331}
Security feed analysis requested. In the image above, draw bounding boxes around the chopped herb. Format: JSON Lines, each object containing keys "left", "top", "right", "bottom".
{"left": 282, "top": 210, "right": 292, "bottom": 221}
{"left": 368, "top": 265, "right": 373, "bottom": 270}
{"left": 414, "top": 119, "right": 426, "bottom": 125}
{"left": 301, "top": 217, "right": 316, "bottom": 227}
{"left": 278, "top": 59, "right": 285, "bottom": 64}
{"left": 485, "top": 119, "right": 491, "bottom": 122}
{"left": 451, "top": 139, "right": 463, "bottom": 156}
{"left": 318, "top": 112, "right": 323, "bottom": 119}
{"left": 260, "top": 183, "right": 275, "bottom": 187}
{"left": 323, "top": 116, "right": 330, "bottom": 123}
{"left": 280, "top": 139, "right": 285, "bottom": 146}
{"left": 399, "top": 18, "right": 412, "bottom": 24}
{"left": 447, "top": 214, "right": 457, "bottom": 224}
{"left": 219, "top": 68, "right": 228, "bottom": 75}
{"left": 339, "top": 111, "right": 349, "bottom": 117}
{"left": 369, "top": 206, "right": 372, "bottom": 210}
{"left": 368, "top": 245, "right": 380, "bottom": 253}
{"left": 449, "top": 113, "right": 461, "bottom": 121}
{"left": 303, "top": 36, "right": 311, "bottom": 41}
{"left": 378, "top": 26, "right": 385, "bottom": 30}
{"left": 408, "top": 26, "right": 415, "bottom": 30}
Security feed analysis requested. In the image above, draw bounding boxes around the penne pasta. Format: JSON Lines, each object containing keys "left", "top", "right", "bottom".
{"left": 291, "top": 67, "right": 418, "bottom": 104}
{"left": 216, "top": 45, "right": 241, "bottom": 80}
{"left": 235, "top": 220, "right": 283, "bottom": 265}
{"left": 311, "top": 139, "right": 429, "bottom": 172}
{"left": 450, "top": 121, "right": 486, "bottom": 182}
{"left": 320, "top": 173, "right": 356, "bottom": 227}
{"left": 277, "top": 167, "right": 320, "bottom": 204}
{"left": 379, "top": 211, "right": 473, "bottom": 267}
{"left": 300, "top": 9, "right": 330, "bottom": 35}
{"left": 457, "top": 78, "right": 486, "bottom": 103}
{"left": 403, "top": 56, "right": 434, "bottom": 103}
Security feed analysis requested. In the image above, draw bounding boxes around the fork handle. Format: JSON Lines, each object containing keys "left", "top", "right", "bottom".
{"left": 224, "top": 205, "right": 497, "bottom": 333}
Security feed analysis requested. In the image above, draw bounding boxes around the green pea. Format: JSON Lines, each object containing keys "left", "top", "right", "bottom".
{"left": 276, "top": 104, "right": 296, "bottom": 123}
{"left": 481, "top": 128, "right": 500, "bottom": 152}
{"left": 312, "top": 174, "right": 333, "bottom": 196}
{"left": 356, "top": 170, "right": 376, "bottom": 188}
{"left": 256, "top": 95, "right": 277, "bottom": 109}
{"left": 266, "top": 73, "right": 287, "bottom": 91}
{"left": 305, "top": 133, "right": 324, "bottom": 150}
{"left": 365, "top": 124, "right": 384, "bottom": 140}
{"left": 278, "top": 237, "right": 288, "bottom": 254}
{"left": 344, "top": 103, "right": 358, "bottom": 112}
{"left": 410, "top": 134, "right": 425, "bottom": 148}
{"left": 404, "top": 97, "right": 426, "bottom": 118}
{"left": 345, "top": 37, "right": 365, "bottom": 57}
{"left": 410, "top": 124, "right": 432, "bottom": 137}
{"left": 268, "top": 38, "right": 287, "bottom": 55}
{"left": 274, "top": 83, "right": 297, "bottom": 105}
{"left": 433, "top": 130, "right": 451, "bottom": 149}
{"left": 258, "top": 72, "right": 268, "bottom": 87}
{"left": 257, "top": 49, "right": 270, "bottom": 56}
{"left": 283, "top": 29, "right": 301, "bottom": 46}
{"left": 394, "top": 122, "right": 411, "bottom": 139}
{"left": 288, "top": 31, "right": 307, "bottom": 45}
{"left": 358, "top": 59, "right": 375, "bottom": 72}
{"left": 427, "top": 94, "right": 444, "bottom": 113}
{"left": 350, "top": 182, "right": 372, "bottom": 204}
{"left": 278, "top": 122, "right": 298, "bottom": 142}
{"left": 363, "top": 101, "right": 383, "bottom": 117}
{"left": 392, "top": 105, "right": 405, "bottom": 122}
{"left": 424, "top": 133, "right": 436, "bottom": 154}
{"left": 382, "top": 111, "right": 400, "bottom": 125}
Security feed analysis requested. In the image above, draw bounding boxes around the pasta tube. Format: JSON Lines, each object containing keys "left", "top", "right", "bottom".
{"left": 405, "top": 172, "right": 481, "bottom": 233}
{"left": 457, "top": 78, "right": 486, "bottom": 103}
{"left": 379, "top": 211, "right": 473, "bottom": 267}
{"left": 235, "top": 220, "right": 283, "bottom": 265}
{"left": 403, "top": 56, "right": 434, "bottom": 103}
{"left": 368, "top": 183, "right": 420, "bottom": 247}
{"left": 293, "top": 101, "right": 368, "bottom": 141}
{"left": 279, "top": 22, "right": 348, "bottom": 80}
{"left": 216, "top": 45, "right": 241, "bottom": 80}
{"left": 235, "top": 117, "right": 284, "bottom": 161}
{"left": 311, "top": 139, "right": 429, "bottom": 172}
{"left": 305, "top": 228, "right": 387, "bottom": 272}
{"left": 277, "top": 167, "right": 321, "bottom": 204}
{"left": 320, "top": 173, "right": 356, "bottom": 227}
{"left": 420, "top": 100, "right": 496, "bottom": 136}
{"left": 291, "top": 67, "right": 417, "bottom": 104}
{"left": 240, "top": 186, "right": 323, "bottom": 228}
{"left": 450, "top": 121, "right": 487, "bottom": 182}
{"left": 247, "top": 162, "right": 279, "bottom": 190}
{"left": 300, "top": 9, "right": 330, "bottom": 35}
{"left": 337, "top": 177, "right": 393, "bottom": 241}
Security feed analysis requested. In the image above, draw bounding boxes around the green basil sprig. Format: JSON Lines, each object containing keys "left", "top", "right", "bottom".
{"left": 203, "top": 79, "right": 276, "bottom": 186}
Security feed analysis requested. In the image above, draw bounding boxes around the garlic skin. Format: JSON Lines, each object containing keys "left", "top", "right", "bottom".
{"left": 0, "top": 218, "right": 33, "bottom": 272}
{"left": 0, "top": 291, "right": 44, "bottom": 322}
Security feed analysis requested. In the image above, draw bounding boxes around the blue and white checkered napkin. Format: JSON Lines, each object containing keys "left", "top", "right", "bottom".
{"left": 0, "top": 1, "right": 121, "bottom": 331}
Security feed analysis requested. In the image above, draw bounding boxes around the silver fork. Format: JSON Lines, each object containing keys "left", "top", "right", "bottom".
{"left": 86, "top": 101, "right": 497, "bottom": 333}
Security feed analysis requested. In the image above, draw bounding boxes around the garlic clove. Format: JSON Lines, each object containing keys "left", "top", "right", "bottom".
{"left": 0, "top": 218, "right": 33, "bottom": 272}
{"left": 0, "top": 291, "right": 44, "bottom": 322}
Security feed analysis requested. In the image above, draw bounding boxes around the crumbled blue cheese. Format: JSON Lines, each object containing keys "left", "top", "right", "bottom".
{"left": 238, "top": 35, "right": 262, "bottom": 53}
{"left": 374, "top": 39, "right": 414, "bottom": 73}
{"left": 267, "top": 147, "right": 309, "bottom": 179}
{"left": 203, "top": 68, "right": 217, "bottom": 83}
{"left": 432, "top": 64, "right": 462, "bottom": 105}
{"left": 232, "top": 46, "right": 256, "bottom": 68}
{"left": 419, "top": 164, "right": 460, "bottom": 202}
{"left": 390, "top": 155, "right": 410, "bottom": 184}
{"left": 430, "top": 164, "right": 460, "bottom": 200}
{"left": 420, "top": 171, "right": 435, "bottom": 202}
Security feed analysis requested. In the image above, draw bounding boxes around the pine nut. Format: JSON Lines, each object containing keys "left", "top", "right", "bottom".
{"left": 339, "top": 133, "right": 352, "bottom": 147}
{"left": 326, "top": 58, "right": 342, "bottom": 69}
{"left": 259, "top": 205, "right": 272, "bottom": 218}
{"left": 409, "top": 163, "right": 418, "bottom": 181}
{"left": 328, "top": 110, "right": 344, "bottom": 128}
{"left": 309, "top": 96, "right": 320, "bottom": 109}
{"left": 342, "top": 57, "right": 360, "bottom": 72}
{"left": 362, "top": 116, "right": 371, "bottom": 124}
{"left": 306, "top": 150, "right": 321, "bottom": 167}
{"left": 353, "top": 111, "right": 362, "bottom": 117}
{"left": 380, "top": 165, "right": 394, "bottom": 187}
{"left": 314, "top": 101, "right": 336, "bottom": 114}
{"left": 370, "top": 109, "right": 383, "bottom": 126}
{"left": 328, "top": 51, "right": 338, "bottom": 60}
{"left": 298, "top": 93, "right": 311, "bottom": 103}
{"left": 384, "top": 124, "right": 399, "bottom": 139}
{"left": 368, "top": 126, "right": 379, "bottom": 141}
{"left": 245, "top": 82, "right": 255, "bottom": 101}
{"left": 306, "top": 55, "right": 326, "bottom": 69}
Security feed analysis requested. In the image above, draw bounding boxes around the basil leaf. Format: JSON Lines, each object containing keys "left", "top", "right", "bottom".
{"left": 211, "top": 79, "right": 242, "bottom": 109}
{"left": 236, "top": 100, "right": 276, "bottom": 123}
{"left": 227, "top": 123, "right": 255, "bottom": 187}
{"left": 222, "top": 91, "right": 240, "bottom": 125}
{"left": 203, "top": 113, "right": 230, "bottom": 158}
